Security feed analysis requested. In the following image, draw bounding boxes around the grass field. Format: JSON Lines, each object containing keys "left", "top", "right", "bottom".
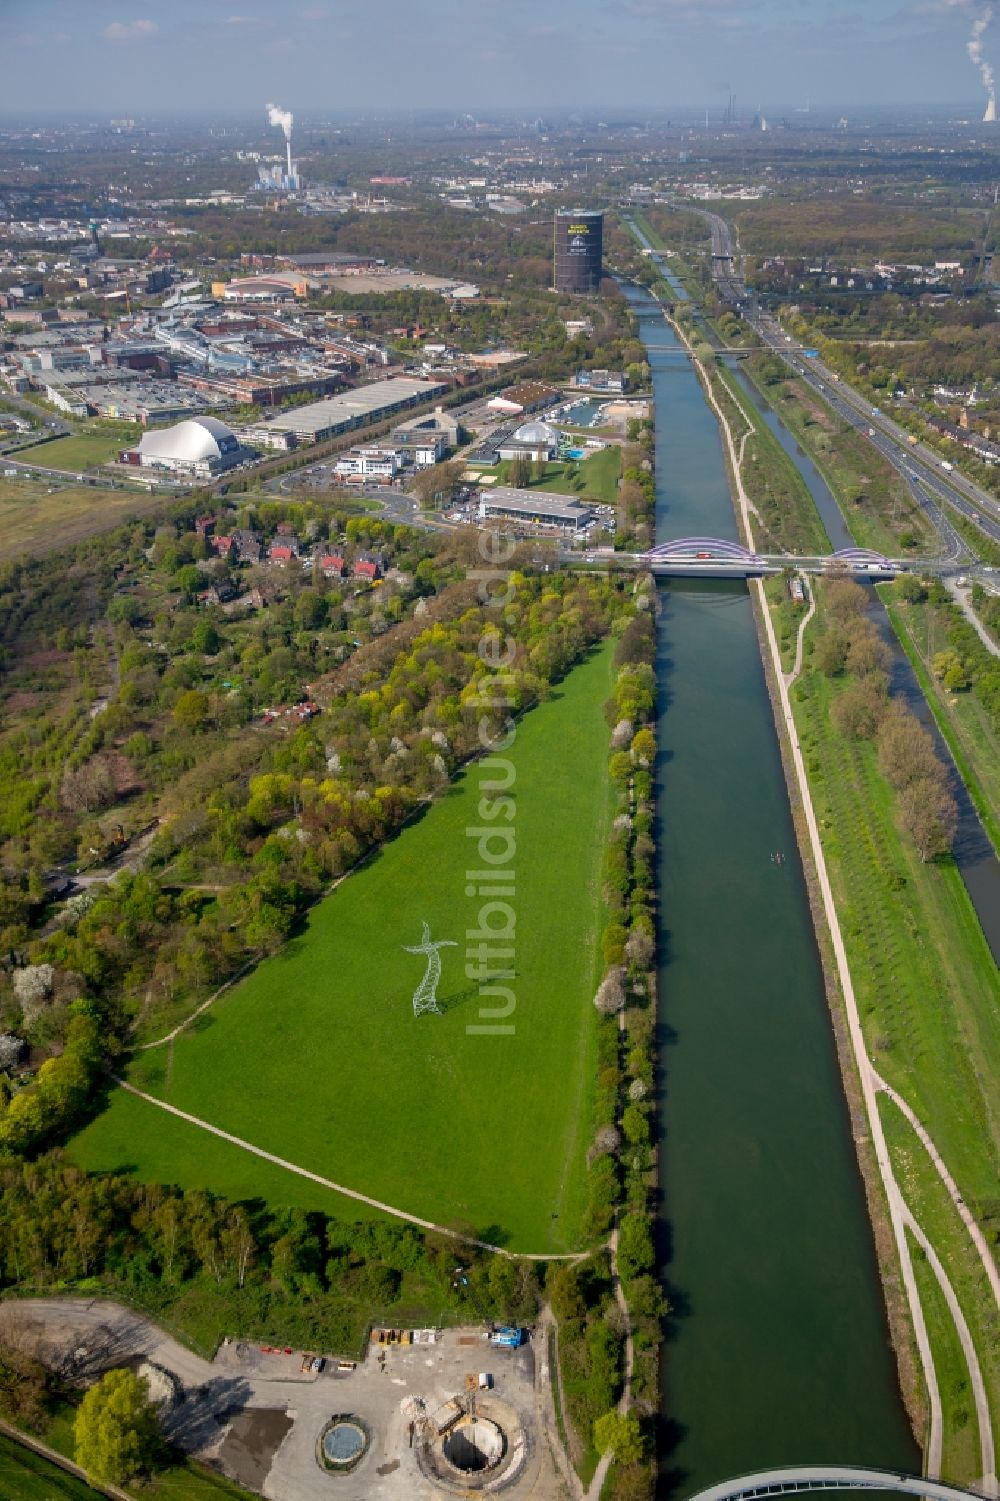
{"left": 0, "top": 476, "right": 166, "bottom": 561}
{"left": 906, "top": 1234, "right": 982, "bottom": 1487}
{"left": 709, "top": 361, "right": 830, "bottom": 556}
{"left": 790, "top": 614, "right": 1000, "bottom": 1440}
{"left": 884, "top": 1099, "right": 1000, "bottom": 1483}
{"left": 0, "top": 1433, "right": 98, "bottom": 1501}
{"left": 71, "top": 642, "right": 617, "bottom": 1253}
{"left": 34, "top": 1408, "right": 258, "bottom": 1501}
{"left": 496, "top": 448, "right": 621, "bottom": 504}
{"left": 18, "top": 434, "right": 132, "bottom": 472}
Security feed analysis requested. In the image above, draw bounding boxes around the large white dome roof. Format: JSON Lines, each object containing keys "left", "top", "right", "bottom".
{"left": 139, "top": 416, "right": 237, "bottom": 463}
{"left": 512, "top": 419, "right": 559, "bottom": 445}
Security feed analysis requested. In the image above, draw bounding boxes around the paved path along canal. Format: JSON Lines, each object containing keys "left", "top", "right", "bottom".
{"left": 626, "top": 283, "right": 922, "bottom": 1493}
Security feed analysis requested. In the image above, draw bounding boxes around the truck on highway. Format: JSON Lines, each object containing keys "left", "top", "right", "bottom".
{"left": 940, "top": 461, "right": 954, "bottom": 471}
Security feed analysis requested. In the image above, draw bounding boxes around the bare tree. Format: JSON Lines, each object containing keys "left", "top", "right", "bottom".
{"left": 877, "top": 705, "right": 943, "bottom": 791}
{"left": 61, "top": 758, "right": 116, "bottom": 813}
{"left": 625, "top": 929, "right": 655, "bottom": 969}
{"left": 845, "top": 623, "right": 892, "bottom": 679}
{"left": 591, "top": 1124, "right": 622, "bottom": 1159}
{"left": 898, "top": 777, "right": 958, "bottom": 861}
{"left": 824, "top": 577, "right": 868, "bottom": 622}
{"left": 831, "top": 678, "right": 887, "bottom": 741}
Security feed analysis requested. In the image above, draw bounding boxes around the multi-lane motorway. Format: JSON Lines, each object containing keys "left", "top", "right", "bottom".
{"left": 704, "top": 211, "right": 1000, "bottom": 549}
{"left": 661, "top": 207, "right": 1000, "bottom": 582}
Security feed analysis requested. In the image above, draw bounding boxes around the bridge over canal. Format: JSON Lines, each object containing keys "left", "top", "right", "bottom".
{"left": 621, "top": 538, "right": 918, "bottom": 579}
{"left": 685, "top": 1465, "right": 997, "bottom": 1501}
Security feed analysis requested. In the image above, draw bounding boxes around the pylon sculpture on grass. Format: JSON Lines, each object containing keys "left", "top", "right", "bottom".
{"left": 404, "top": 921, "right": 456, "bottom": 1017}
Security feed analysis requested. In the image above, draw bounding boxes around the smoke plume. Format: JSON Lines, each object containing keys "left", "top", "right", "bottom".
{"left": 968, "top": 6, "right": 995, "bottom": 95}
{"left": 266, "top": 103, "right": 294, "bottom": 141}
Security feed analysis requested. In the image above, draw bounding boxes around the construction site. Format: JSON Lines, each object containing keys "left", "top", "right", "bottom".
{"left": 0, "top": 1298, "right": 571, "bottom": 1501}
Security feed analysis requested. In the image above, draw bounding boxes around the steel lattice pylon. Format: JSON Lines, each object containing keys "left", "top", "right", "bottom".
{"left": 404, "top": 922, "right": 456, "bottom": 1017}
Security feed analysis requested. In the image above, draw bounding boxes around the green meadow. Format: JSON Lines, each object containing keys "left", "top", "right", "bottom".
{"left": 72, "top": 642, "right": 617, "bottom": 1254}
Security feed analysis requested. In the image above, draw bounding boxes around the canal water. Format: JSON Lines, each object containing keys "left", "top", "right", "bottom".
{"left": 625, "top": 283, "right": 921, "bottom": 1491}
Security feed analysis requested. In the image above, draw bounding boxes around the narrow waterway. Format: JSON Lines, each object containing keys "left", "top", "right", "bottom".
{"left": 723, "top": 361, "right": 1000, "bottom": 959}
{"left": 625, "top": 283, "right": 921, "bottom": 1492}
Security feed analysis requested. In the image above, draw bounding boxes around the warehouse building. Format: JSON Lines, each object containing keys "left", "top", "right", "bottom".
{"left": 259, "top": 376, "right": 448, "bottom": 444}
{"left": 479, "top": 486, "right": 594, "bottom": 533}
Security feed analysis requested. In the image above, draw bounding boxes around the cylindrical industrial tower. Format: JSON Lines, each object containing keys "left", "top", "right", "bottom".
{"left": 554, "top": 209, "right": 604, "bottom": 294}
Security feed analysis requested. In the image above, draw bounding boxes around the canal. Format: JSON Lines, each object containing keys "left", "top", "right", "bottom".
{"left": 625, "top": 282, "right": 922, "bottom": 1491}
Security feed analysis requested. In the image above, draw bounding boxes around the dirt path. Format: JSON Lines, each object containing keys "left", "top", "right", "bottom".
{"left": 946, "top": 579, "right": 1000, "bottom": 661}
{"left": 535, "top": 1308, "right": 583, "bottom": 1500}
{"left": 112, "top": 1076, "right": 591, "bottom": 1263}
{"left": 785, "top": 575, "right": 817, "bottom": 687}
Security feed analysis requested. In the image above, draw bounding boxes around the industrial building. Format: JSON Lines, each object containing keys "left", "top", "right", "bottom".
{"left": 554, "top": 210, "right": 604, "bottom": 295}
{"left": 120, "top": 417, "right": 250, "bottom": 478}
{"left": 479, "top": 486, "right": 594, "bottom": 533}
{"left": 574, "top": 369, "right": 628, "bottom": 393}
{"left": 259, "top": 376, "right": 448, "bottom": 444}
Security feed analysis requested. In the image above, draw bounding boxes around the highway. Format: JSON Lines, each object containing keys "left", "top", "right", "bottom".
{"left": 689, "top": 206, "right": 1000, "bottom": 570}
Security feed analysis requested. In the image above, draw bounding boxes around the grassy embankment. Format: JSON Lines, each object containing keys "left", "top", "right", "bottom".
{"left": 790, "top": 605, "right": 1000, "bottom": 1482}
{"left": 0, "top": 1424, "right": 254, "bottom": 1501}
{"left": 0, "top": 475, "right": 165, "bottom": 562}
{"left": 707, "top": 361, "right": 830, "bottom": 556}
{"left": 71, "top": 642, "right": 618, "bottom": 1256}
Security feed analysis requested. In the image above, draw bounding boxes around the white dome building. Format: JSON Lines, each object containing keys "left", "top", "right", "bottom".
{"left": 131, "top": 417, "right": 246, "bottom": 477}
{"left": 497, "top": 418, "right": 561, "bottom": 463}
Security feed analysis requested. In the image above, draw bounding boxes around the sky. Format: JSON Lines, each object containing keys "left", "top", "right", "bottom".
{"left": 1, "top": 0, "right": 998, "bottom": 117}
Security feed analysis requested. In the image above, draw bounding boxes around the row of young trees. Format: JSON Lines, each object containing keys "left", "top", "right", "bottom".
{"left": 816, "top": 577, "right": 958, "bottom": 861}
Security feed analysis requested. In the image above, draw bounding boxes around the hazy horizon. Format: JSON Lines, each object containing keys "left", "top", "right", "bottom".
{"left": 3, "top": 0, "right": 1000, "bottom": 119}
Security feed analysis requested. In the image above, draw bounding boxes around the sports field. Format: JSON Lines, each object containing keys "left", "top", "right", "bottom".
{"left": 71, "top": 641, "right": 617, "bottom": 1253}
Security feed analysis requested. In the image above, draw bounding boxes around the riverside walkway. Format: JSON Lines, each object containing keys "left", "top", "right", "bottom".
{"left": 686, "top": 1466, "right": 996, "bottom": 1501}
